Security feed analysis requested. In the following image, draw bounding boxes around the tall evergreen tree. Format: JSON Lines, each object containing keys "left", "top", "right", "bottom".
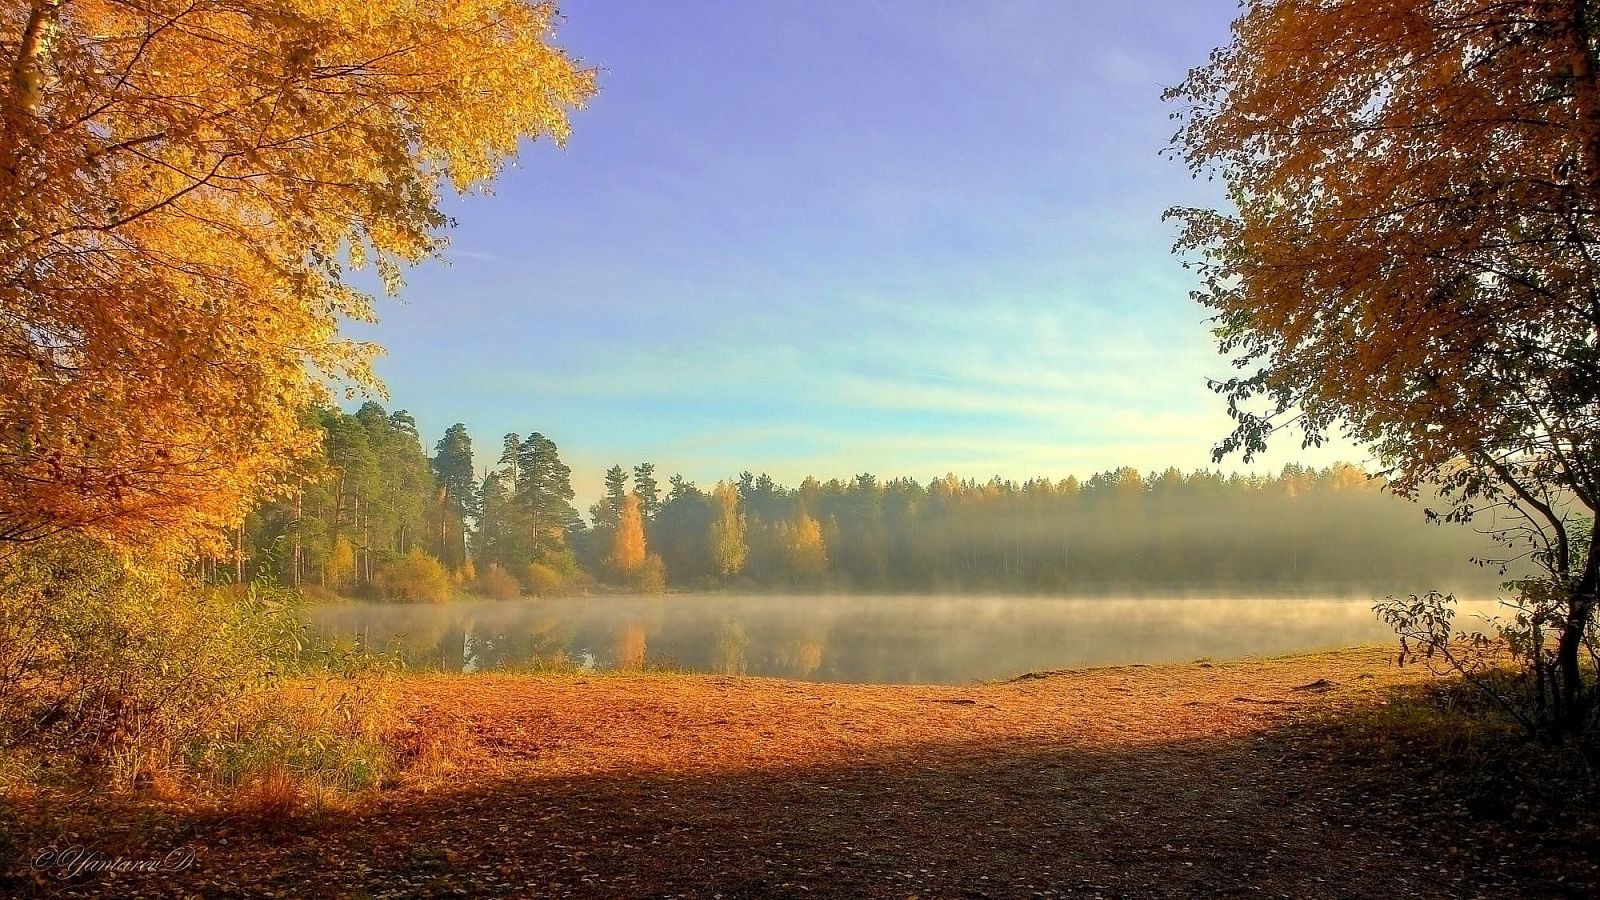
{"left": 633, "top": 463, "right": 662, "bottom": 520}
{"left": 242, "top": 402, "right": 441, "bottom": 590}
{"left": 498, "top": 434, "right": 522, "bottom": 490}
{"left": 430, "top": 423, "right": 475, "bottom": 569}
{"left": 517, "top": 433, "right": 582, "bottom": 562}
{"left": 598, "top": 465, "right": 629, "bottom": 528}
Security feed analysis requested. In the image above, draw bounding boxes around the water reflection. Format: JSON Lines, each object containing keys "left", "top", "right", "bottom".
{"left": 306, "top": 594, "right": 1506, "bottom": 685}
{"left": 712, "top": 620, "right": 749, "bottom": 676}
{"left": 615, "top": 623, "right": 648, "bottom": 671}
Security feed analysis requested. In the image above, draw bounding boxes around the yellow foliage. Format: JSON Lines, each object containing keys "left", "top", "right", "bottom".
{"left": 1167, "top": 1, "right": 1600, "bottom": 502}
{"left": 634, "top": 553, "right": 667, "bottom": 594}
{"left": 0, "top": 0, "right": 594, "bottom": 552}
{"left": 608, "top": 494, "right": 648, "bottom": 575}
{"left": 781, "top": 639, "right": 825, "bottom": 678}
{"left": 712, "top": 620, "right": 748, "bottom": 676}
{"left": 0, "top": 539, "right": 392, "bottom": 794}
{"left": 326, "top": 536, "right": 357, "bottom": 591}
{"left": 782, "top": 512, "right": 828, "bottom": 578}
{"left": 615, "top": 624, "right": 647, "bottom": 670}
{"left": 709, "top": 482, "right": 747, "bottom": 577}
{"left": 523, "top": 562, "right": 568, "bottom": 597}
{"left": 373, "top": 548, "right": 452, "bottom": 602}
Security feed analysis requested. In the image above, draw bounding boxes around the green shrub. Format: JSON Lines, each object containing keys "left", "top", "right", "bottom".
{"left": 523, "top": 562, "right": 567, "bottom": 597}
{"left": 372, "top": 548, "right": 452, "bottom": 602}
{"left": 0, "top": 538, "right": 392, "bottom": 801}
{"left": 522, "top": 549, "right": 585, "bottom": 597}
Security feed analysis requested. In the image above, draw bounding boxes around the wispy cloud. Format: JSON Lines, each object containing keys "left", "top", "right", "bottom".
{"left": 355, "top": 0, "right": 1366, "bottom": 510}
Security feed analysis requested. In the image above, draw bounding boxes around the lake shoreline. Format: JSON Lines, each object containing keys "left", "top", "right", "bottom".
{"left": 14, "top": 646, "right": 1591, "bottom": 897}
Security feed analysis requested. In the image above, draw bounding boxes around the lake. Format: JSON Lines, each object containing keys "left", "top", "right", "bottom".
{"left": 306, "top": 593, "right": 1506, "bottom": 685}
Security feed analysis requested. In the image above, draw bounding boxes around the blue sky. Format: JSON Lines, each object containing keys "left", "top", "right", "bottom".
{"left": 350, "top": 0, "right": 1362, "bottom": 508}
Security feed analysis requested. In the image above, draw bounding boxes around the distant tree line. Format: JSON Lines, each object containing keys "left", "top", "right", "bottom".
{"left": 232, "top": 407, "right": 1502, "bottom": 598}
{"left": 640, "top": 465, "right": 1500, "bottom": 594}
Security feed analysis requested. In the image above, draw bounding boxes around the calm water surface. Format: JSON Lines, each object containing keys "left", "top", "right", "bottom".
{"left": 307, "top": 594, "right": 1504, "bottom": 685}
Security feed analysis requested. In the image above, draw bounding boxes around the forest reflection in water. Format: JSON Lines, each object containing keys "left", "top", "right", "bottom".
{"left": 306, "top": 594, "right": 1504, "bottom": 685}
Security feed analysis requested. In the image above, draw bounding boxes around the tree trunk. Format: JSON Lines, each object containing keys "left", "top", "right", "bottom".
{"left": 291, "top": 484, "right": 303, "bottom": 588}
{"left": 1555, "top": 542, "right": 1599, "bottom": 731}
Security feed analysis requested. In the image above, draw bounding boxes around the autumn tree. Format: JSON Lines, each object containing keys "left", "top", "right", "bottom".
{"left": 1167, "top": 0, "right": 1600, "bottom": 731}
{"left": 709, "top": 482, "right": 748, "bottom": 579}
{"left": 780, "top": 511, "right": 828, "bottom": 581}
{"left": 608, "top": 493, "right": 648, "bottom": 576}
{"left": 0, "top": 0, "right": 593, "bottom": 552}
{"left": 243, "top": 434, "right": 1517, "bottom": 597}
{"left": 585, "top": 463, "right": 629, "bottom": 565}
{"left": 326, "top": 535, "right": 357, "bottom": 590}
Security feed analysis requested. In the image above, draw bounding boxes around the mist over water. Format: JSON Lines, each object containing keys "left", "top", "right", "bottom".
{"left": 308, "top": 594, "right": 1505, "bottom": 685}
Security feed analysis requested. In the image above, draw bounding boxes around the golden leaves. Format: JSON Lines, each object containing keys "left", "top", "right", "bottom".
{"left": 1168, "top": 0, "right": 1600, "bottom": 498}
{"left": 608, "top": 494, "right": 648, "bottom": 575}
{"left": 0, "top": 0, "right": 594, "bottom": 551}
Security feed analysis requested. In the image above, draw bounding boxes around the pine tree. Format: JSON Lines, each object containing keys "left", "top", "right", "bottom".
{"left": 431, "top": 423, "right": 475, "bottom": 569}
{"left": 598, "top": 465, "right": 629, "bottom": 529}
{"left": 633, "top": 463, "right": 662, "bottom": 520}
{"left": 517, "top": 433, "right": 581, "bottom": 563}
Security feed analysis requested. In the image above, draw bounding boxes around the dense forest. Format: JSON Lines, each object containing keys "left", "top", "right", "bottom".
{"left": 232, "top": 403, "right": 1503, "bottom": 598}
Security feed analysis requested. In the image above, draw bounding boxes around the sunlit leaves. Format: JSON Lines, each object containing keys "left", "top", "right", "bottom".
{"left": 1169, "top": 0, "right": 1600, "bottom": 728}
{"left": 0, "top": 0, "right": 594, "bottom": 551}
{"left": 1167, "top": 0, "right": 1598, "bottom": 536}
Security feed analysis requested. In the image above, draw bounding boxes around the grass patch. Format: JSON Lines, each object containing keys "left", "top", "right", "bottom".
{"left": 0, "top": 539, "right": 402, "bottom": 820}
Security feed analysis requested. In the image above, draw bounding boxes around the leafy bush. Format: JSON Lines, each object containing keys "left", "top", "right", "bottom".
{"left": 0, "top": 538, "right": 392, "bottom": 801}
{"left": 372, "top": 548, "right": 452, "bottom": 602}
{"left": 1377, "top": 585, "right": 1600, "bottom": 737}
{"left": 632, "top": 553, "right": 667, "bottom": 594}
{"left": 523, "top": 562, "right": 568, "bottom": 597}
{"left": 475, "top": 563, "right": 522, "bottom": 600}
{"left": 523, "top": 548, "right": 587, "bottom": 597}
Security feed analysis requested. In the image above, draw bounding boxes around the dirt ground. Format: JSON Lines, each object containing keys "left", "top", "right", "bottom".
{"left": 8, "top": 648, "right": 1590, "bottom": 898}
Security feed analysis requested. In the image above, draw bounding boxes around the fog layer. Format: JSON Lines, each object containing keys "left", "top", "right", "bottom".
{"left": 310, "top": 594, "right": 1506, "bottom": 685}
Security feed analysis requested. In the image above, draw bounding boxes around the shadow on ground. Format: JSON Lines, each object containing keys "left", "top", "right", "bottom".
{"left": 7, "top": 702, "right": 1589, "bottom": 900}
